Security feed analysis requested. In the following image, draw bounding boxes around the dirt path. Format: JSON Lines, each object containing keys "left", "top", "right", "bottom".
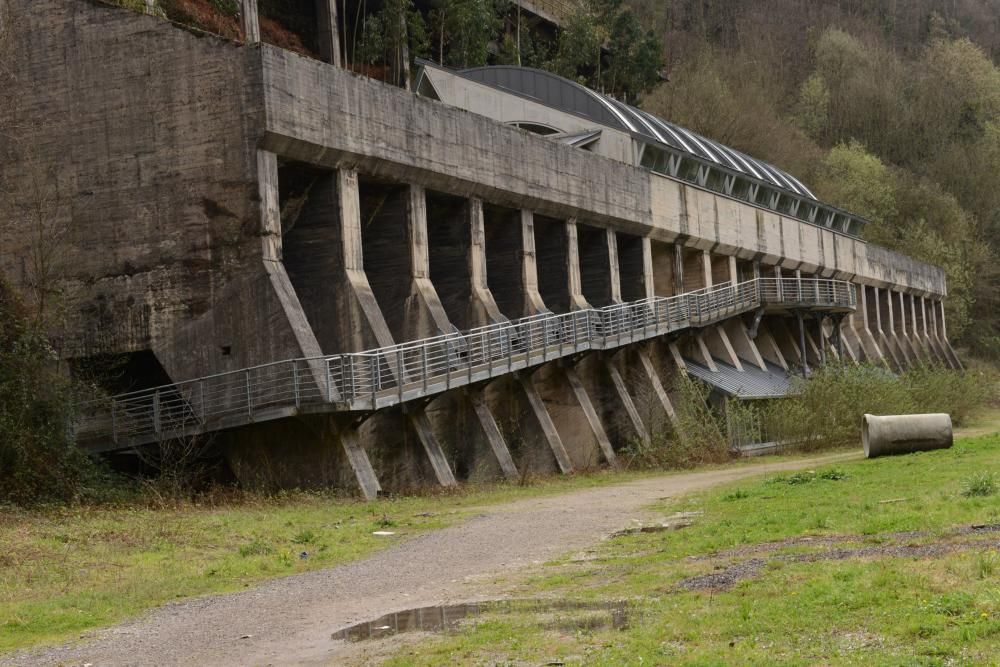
{"left": 7, "top": 451, "right": 858, "bottom": 667}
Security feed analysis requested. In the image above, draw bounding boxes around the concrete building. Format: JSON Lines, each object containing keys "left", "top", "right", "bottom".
{"left": 0, "top": 0, "right": 960, "bottom": 498}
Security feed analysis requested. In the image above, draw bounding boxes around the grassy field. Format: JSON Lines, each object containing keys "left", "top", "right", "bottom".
{"left": 0, "top": 470, "right": 660, "bottom": 654}
{"left": 382, "top": 431, "right": 1000, "bottom": 666}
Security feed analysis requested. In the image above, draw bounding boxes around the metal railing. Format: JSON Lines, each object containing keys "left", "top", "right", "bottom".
{"left": 75, "top": 277, "right": 855, "bottom": 449}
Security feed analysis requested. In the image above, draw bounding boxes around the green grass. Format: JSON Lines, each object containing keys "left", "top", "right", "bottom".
{"left": 384, "top": 433, "right": 1000, "bottom": 666}
{"left": 0, "top": 470, "right": 651, "bottom": 654}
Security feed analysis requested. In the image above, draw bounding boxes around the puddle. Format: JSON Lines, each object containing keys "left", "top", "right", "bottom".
{"left": 332, "top": 599, "right": 632, "bottom": 642}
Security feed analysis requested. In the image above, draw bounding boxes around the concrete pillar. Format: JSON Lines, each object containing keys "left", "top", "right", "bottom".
{"left": 921, "top": 296, "right": 948, "bottom": 364}
{"left": 701, "top": 250, "right": 713, "bottom": 289}
{"left": 641, "top": 237, "right": 656, "bottom": 300}
{"left": 607, "top": 229, "right": 623, "bottom": 303}
{"left": 728, "top": 256, "right": 739, "bottom": 285}
{"left": 401, "top": 185, "right": 460, "bottom": 341}
{"left": 467, "top": 200, "right": 506, "bottom": 328}
{"left": 874, "top": 287, "right": 905, "bottom": 369}
{"left": 241, "top": 0, "right": 260, "bottom": 43}
{"left": 565, "top": 219, "right": 592, "bottom": 311}
{"left": 893, "top": 290, "right": 919, "bottom": 364}
{"left": 315, "top": 0, "right": 342, "bottom": 67}
{"left": 674, "top": 245, "right": 685, "bottom": 293}
{"left": 935, "top": 301, "right": 963, "bottom": 369}
{"left": 519, "top": 211, "right": 548, "bottom": 316}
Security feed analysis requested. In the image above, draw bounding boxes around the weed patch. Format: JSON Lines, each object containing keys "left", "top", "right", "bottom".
{"left": 962, "top": 472, "right": 997, "bottom": 497}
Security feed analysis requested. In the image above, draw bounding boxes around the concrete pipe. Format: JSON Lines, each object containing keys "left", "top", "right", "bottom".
{"left": 862, "top": 413, "right": 953, "bottom": 458}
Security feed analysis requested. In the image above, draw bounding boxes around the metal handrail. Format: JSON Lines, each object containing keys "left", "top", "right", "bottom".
{"left": 75, "top": 277, "right": 855, "bottom": 447}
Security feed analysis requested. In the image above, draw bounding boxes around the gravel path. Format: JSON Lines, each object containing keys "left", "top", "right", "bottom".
{"left": 5, "top": 452, "right": 857, "bottom": 667}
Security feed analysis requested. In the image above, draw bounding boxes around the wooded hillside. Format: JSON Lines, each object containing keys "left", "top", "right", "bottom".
{"left": 629, "top": 0, "right": 1000, "bottom": 355}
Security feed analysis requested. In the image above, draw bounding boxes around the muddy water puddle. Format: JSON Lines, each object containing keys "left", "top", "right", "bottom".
{"left": 332, "top": 599, "right": 633, "bottom": 642}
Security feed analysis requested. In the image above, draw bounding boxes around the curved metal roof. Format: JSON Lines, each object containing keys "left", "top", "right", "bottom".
{"left": 459, "top": 65, "right": 818, "bottom": 200}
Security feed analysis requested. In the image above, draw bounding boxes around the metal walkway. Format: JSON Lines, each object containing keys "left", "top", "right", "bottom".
{"left": 76, "top": 278, "right": 855, "bottom": 451}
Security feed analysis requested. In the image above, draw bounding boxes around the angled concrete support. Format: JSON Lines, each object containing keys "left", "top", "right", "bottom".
{"left": 407, "top": 407, "right": 457, "bottom": 487}
{"left": 637, "top": 348, "right": 677, "bottom": 424}
{"left": 518, "top": 373, "right": 573, "bottom": 474}
{"left": 770, "top": 317, "right": 804, "bottom": 369}
{"left": 701, "top": 250, "right": 713, "bottom": 289}
{"left": 667, "top": 342, "right": 688, "bottom": 374}
{"left": 838, "top": 316, "right": 862, "bottom": 364}
{"left": 603, "top": 357, "right": 650, "bottom": 444}
{"left": 755, "top": 324, "right": 788, "bottom": 371}
{"left": 338, "top": 425, "right": 382, "bottom": 499}
{"left": 468, "top": 388, "right": 518, "bottom": 479}
{"left": 564, "top": 366, "right": 619, "bottom": 468}
{"left": 694, "top": 333, "right": 720, "bottom": 371}
{"left": 705, "top": 326, "right": 743, "bottom": 370}
{"left": 723, "top": 318, "right": 766, "bottom": 370}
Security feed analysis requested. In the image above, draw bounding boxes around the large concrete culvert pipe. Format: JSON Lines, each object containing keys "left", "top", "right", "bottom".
{"left": 862, "top": 413, "right": 953, "bottom": 458}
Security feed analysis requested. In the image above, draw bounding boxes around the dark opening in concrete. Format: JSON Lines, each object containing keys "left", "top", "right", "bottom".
{"left": 616, "top": 232, "right": 646, "bottom": 302}
{"left": 483, "top": 203, "right": 528, "bottom": 319}
{"left": 278, "top": 160, "right": 343, "bottom": 352}
{"left": 650, "top": 240, "right": 676, "bottom": 297}
{"left": 358, "top": 175, "right": 412, "bottom": 342}
{"left": 426, "top": 191, "right": 473, "bottom": 329}
{"left": 578, "top": 223, "right": 613, "bottom": 306}
{"left": 533, "top": 214, "right": 570, "bottom": 312}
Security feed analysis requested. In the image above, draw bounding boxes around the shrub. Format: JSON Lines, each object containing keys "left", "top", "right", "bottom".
{"left": 0, "top": 282, "right": 107, "bottom": 505}
{"left": 761, "top": 362, "right": 991, "bottom": 450}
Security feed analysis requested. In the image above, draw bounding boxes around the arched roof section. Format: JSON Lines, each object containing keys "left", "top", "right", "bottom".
{"left": 459, "top": 65, "right": 817, "bottom": 201}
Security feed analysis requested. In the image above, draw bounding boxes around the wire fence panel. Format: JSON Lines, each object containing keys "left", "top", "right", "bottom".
{"left": 75, "top": 278, "right": 856, "bottom": 448}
